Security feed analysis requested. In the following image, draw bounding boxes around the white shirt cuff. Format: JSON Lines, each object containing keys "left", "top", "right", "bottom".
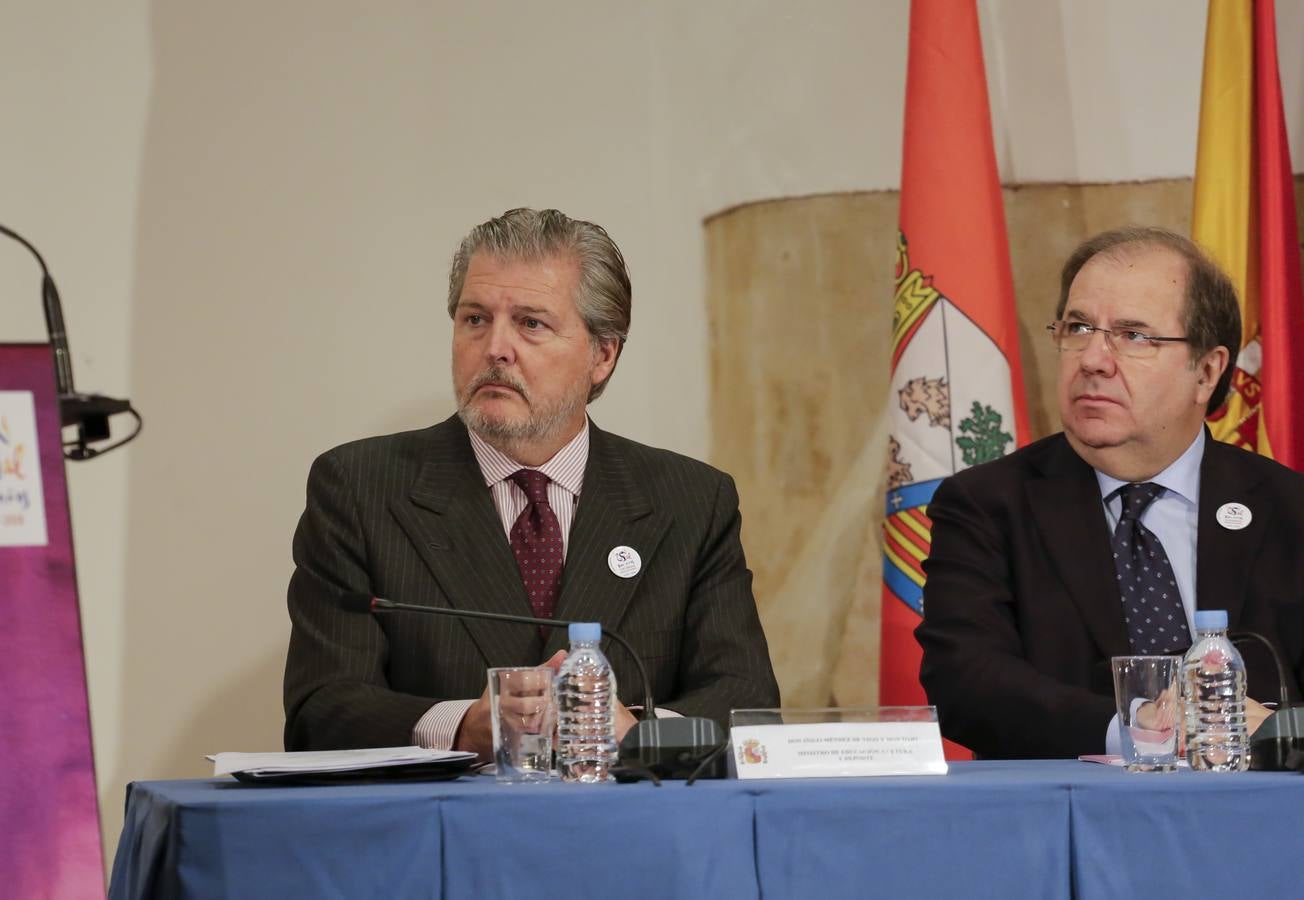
{"left": 1105, "top": 698, "right": 1147, "bottom": 756}
{"left": 412, "top": 699, "right": 476, "bottom": 750}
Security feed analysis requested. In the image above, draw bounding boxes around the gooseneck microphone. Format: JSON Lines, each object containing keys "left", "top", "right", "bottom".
{"left": 337, "top": 589, "right": 729, "bottom": 780}
{"left": 339, "top": 591, "right": 656, "bottom": 721}
{"left": 1230, "top": 631, "right": 1304, "bottom": 771}
{"left": 0, "top": 223, "right": 143, "bottom": 460}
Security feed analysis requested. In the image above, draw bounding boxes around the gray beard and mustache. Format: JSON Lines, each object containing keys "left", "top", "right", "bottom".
{"left": 456, "top": 365, "right": 589, "bottom": 448}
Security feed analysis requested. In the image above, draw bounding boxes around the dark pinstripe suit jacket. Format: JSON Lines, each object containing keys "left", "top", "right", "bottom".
{"left": 283, "top": 415, "right": 780, "bottom": 750}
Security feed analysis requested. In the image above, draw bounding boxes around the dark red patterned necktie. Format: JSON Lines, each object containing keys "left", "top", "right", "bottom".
{"left": 508, "top": 469, "right": 563, "bottom": 620}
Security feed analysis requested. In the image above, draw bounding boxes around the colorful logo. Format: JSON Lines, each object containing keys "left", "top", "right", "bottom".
{"left": 0, "top": 415, "right": 29, "bottom": 481}
{"left": 738, "top": 738, "right": 768, "bottom": 766}
{"left": 883, "top": 230, "right": 1017, "bottom": 615}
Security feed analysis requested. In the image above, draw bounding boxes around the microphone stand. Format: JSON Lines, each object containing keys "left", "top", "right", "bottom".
{"left": 354, "top": 595, "right": 656, "bottom": 721}
{"left": 1231, "top": 631, "right": 1304, "bottom": 771}
{"left": 340, "top": 590, "right": 729, "bottom": 780}
{"left": 0, "top": 223, "right": 143, "bottom": 460}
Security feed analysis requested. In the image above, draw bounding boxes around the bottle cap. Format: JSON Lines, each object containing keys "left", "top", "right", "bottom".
{"left": 568, "top": 622, "right": 602, "bottom": 643}
{"left": 1194, "top": 609, "right": 1229, "bottom": 631}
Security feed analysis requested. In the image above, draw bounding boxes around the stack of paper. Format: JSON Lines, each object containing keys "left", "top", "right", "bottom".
{"left": 209, "top": 746, "right": 476, "bottom": 778}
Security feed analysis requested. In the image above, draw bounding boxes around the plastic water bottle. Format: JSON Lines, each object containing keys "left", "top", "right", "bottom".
{"left": 555, "top": 622, "right": 618, "bottom": 783}
{"left": 1183, "top": 609, "right": 1249, "bottom": 772}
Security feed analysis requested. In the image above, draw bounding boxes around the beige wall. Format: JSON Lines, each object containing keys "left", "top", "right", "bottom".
{"left": 3, "top": 0, "right": 1304, "bottom": 872}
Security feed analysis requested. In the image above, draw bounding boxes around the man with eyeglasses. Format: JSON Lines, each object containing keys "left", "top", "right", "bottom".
{"left": 916, "top": 225, "right": 1304, "bottom": 759}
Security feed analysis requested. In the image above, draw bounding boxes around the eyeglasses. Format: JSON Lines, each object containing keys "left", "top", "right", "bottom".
{"left": 1045, "top": 320, "right": 1189, "bottom": 360}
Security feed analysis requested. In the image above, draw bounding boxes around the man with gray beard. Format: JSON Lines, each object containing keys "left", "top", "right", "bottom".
{"left": 283, "top": 208, "right": 779, "bottom": 757}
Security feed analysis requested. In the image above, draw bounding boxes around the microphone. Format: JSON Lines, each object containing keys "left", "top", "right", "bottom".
{"left": 40, "top": 266, "right": 74, "bottom": 398}
{"left": 1, "top": 222, "right": 143, "bottom": 460}
{"left": 337, "top": 589, "right": 728, "bottom": 780}
{"left": 1230, "top": 631, "right": 1304, "bottom": 772}
{"left": 340, "top": 592, "right": 655, "bottom": 719}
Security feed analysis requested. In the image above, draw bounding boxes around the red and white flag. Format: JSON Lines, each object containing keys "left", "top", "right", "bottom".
{"left": 880, "top": 0, "right": 1031, "bottom": 756}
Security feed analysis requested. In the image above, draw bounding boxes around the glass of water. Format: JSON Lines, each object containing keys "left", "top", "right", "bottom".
{"left": 1111, "top": 655, "right": 1181, "bottom": 772}
{"left": 488, "top": 666, "right": 556, "bottom": 783}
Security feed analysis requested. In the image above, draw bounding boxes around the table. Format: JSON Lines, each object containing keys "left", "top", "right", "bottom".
{"left": 108, "top": 760, "right": 1303, "bottom": 899}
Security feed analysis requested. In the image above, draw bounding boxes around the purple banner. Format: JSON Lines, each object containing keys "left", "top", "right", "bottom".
{"left": 0, "top": 344, "right": 104, "bottom": 897}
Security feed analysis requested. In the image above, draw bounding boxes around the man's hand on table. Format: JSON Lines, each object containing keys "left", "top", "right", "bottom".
{"left": 1247, "top": 697, "right": 1273, "bottom": 736}
{"left": 455, "top": 650, "right": 567, "bottom": 760}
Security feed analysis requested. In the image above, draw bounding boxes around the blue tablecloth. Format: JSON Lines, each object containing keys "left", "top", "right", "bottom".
{"left": 109, "top": 760, "right": 1303, "bottom": 900}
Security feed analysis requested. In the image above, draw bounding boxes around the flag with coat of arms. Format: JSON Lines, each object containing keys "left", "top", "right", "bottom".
{"left": 880, "top": 0, "right": 1031, "bottom": 755}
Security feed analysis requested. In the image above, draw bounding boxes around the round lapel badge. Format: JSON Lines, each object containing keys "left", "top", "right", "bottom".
{"left": 1215, "top": 502, "right": 1252, "bottom": 531}
{"left": 607, "top": 545, "right": 641, "bottom": 579}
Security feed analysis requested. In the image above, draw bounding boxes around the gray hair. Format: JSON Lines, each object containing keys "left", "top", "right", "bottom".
{"left": 1057, "top": 225, "right": 1241, "bottom": 414}
{"left": 447, "top": 208, "right": 632, "bottom": 401}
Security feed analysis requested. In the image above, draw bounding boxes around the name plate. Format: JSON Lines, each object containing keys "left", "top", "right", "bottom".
{"left": 730, "top": 721, "right": 948, "bottom": 779}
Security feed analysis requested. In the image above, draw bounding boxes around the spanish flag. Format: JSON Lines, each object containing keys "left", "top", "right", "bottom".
{"left": 881, "top": 0, "right": 1030, "bottom": 750}
{"left": 1194, "top": 0, "right": 1304, "bottom": 469}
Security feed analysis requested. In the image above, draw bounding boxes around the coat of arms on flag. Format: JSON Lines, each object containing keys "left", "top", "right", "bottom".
{"left": 883, "top": 232, "right": 1017, "bottom": 617}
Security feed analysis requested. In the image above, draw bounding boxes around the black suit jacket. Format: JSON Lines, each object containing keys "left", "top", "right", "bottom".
{"left": 916, "top": 431, "right": 1304, "bottom": 759}
{"left": 283, "top": 415, "right": 780, "bottom": 750}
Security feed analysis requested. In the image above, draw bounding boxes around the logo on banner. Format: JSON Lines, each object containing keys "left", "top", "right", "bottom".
{"left": 0, "top": 391, "right": 48, "bottom": 547}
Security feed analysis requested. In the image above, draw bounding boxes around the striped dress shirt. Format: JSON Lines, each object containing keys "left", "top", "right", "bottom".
{"left": 411, "top": 423, "right": 589, "bottom": 749}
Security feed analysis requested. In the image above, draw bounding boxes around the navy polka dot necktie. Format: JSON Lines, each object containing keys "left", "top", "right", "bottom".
{"left": 508, "top": 469, "right": 563, "bottom": 621}
{"left": 1110, "top": 482, "right": 1192, "bottom": 654}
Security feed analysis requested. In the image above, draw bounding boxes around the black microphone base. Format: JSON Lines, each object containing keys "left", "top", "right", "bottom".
{"left": 1249, "top": 737, "right": 1304, "bottom": 771}
{"left": 1249, "top": 705, "right": 1304, "bottom": 771}
{"left": 618, "top": 717, "right": 727, "bottom": 780}
{"left": 60, "top": 392, "right": 131, "bottom": 429}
